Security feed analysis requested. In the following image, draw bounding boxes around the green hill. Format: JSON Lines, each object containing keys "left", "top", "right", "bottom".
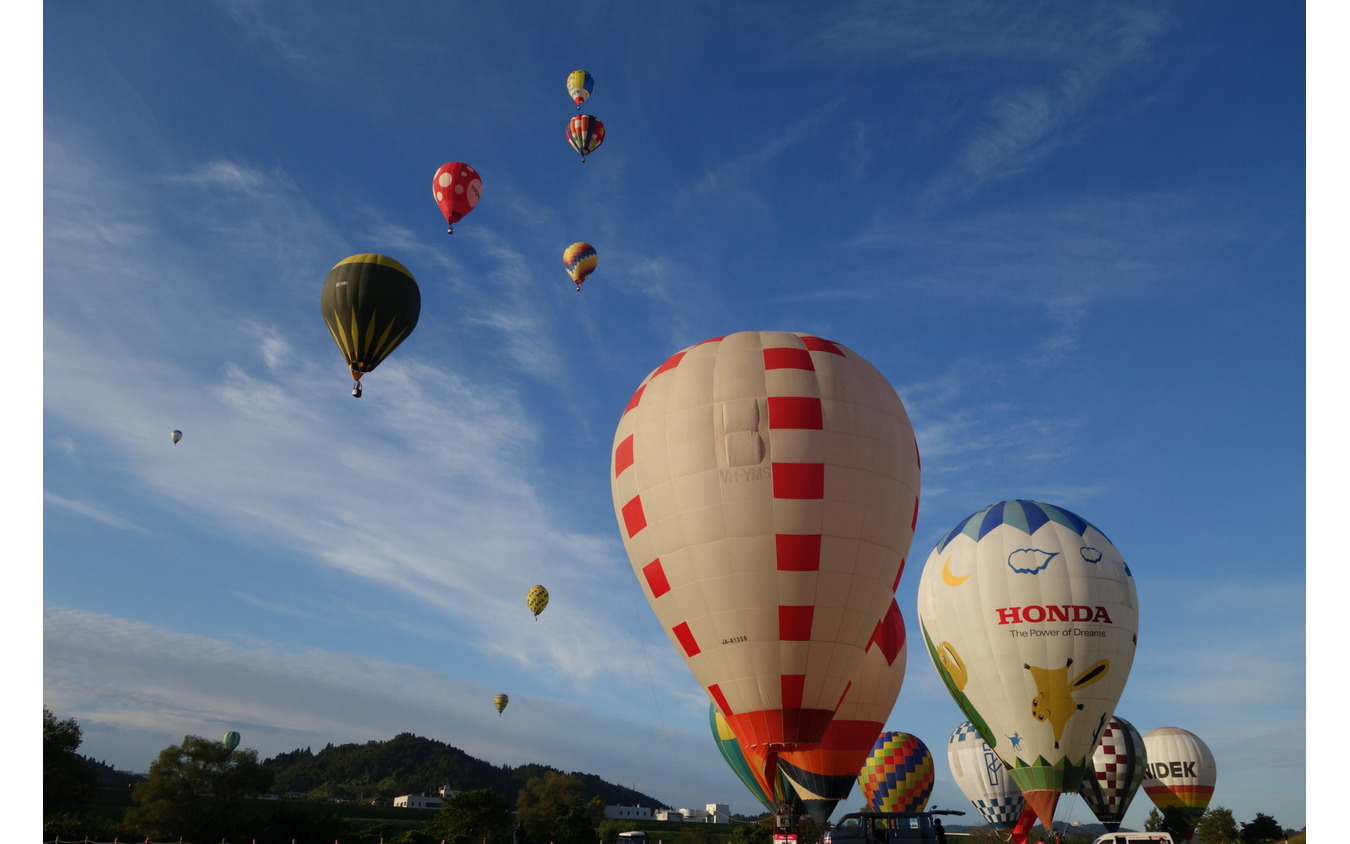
{"left": 261, "top": 731, "right": 668, "bottom": 808}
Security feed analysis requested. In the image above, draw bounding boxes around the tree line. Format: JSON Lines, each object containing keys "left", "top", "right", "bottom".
{"left": 44, "top": 707, "right": 1300, "bottom": 844}
{"left": 44, "top": 707, "right": 683, "bottom": 844}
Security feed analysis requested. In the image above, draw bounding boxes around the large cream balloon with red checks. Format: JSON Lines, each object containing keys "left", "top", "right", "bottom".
{"left": 610, "top": 331, "right": 920, "bottom": 751}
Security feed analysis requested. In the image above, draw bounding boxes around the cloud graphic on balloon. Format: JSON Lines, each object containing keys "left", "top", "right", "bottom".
{"left": 1007, "top": 548, "right": 1058, "bottom": 574}
{"left": 1080, "top": 546, "right": 1103, "bottom": 564}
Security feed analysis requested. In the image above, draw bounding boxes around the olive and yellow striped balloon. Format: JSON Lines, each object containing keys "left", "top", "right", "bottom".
{"left": 319, "top": 254, "right": 421, "bottom": 387}
{"left": 494, "top": 693, "right": 509, "bottom": 715}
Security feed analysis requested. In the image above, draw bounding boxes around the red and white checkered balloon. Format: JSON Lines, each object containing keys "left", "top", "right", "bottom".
{"left": 610, "top": 331, "right": 920, "bottom": 751}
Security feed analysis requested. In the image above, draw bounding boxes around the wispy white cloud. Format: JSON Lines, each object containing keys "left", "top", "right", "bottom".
{"left": 44, "top": 607, "right": 748, "bottom": 811}
{"left": 41, "top": 121, "right": 690, "bottom": 713}
{"left": 915, "top": 10, "right": 1167, "bottom": 210}
{"left": 43, "top": 492, "right": 145, "bottom": 532}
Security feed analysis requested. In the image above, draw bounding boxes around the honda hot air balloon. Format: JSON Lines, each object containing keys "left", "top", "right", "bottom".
{"left": 1142, "top": 727, "right": 1216, "bottom": 842}
{"left": 916, "top": 500, "right": 1139, "bottom": 844}
{"left": 527, "top": 585, "right": 549, "bottom": 620}
{"left": 222, "top": 731, "right": 241, "bottom": 751}
{"left": 563, "top": 242, "right": 598, "bottom": 291}
{"left": 858, "top": 731, "right": 934, "bottom": 813}
{"left": 494, "top": 693, "right": 509, "bottom": 715}
{"left": 711, "top": 703, "right": 798, "bottom": 814}
{"left": 779, "top": 599, "right": 909, "bottom": 825}
{"left": 610, "top": 331, "right": 921, "bottom": 757}
{"left": 566, "top": 70, "right": 594, "bottom": 109}
{"left": 432, "top": 162, "right": 482, "bottom": 234}
{"left": 1079, "top": 716, "right": 1148, "bottom": 832}
{"left": 320, "top": 254, "right": 421, "bottom": 398}
{"left": 948, "top": 721, "right": 1024, "bottom": 831}
{"left": 567, "top": 115, "right": 604, "bottom": 162}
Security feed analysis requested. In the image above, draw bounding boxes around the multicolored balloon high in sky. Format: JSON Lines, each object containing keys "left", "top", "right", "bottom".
{"left": 567, "top": 115, "right": 605, "bottom": 162}
{"left": 1079, "top": 716, "right": 1149, "bottom": 832}
{"left": 1142, "top": 727, "right": 1216, "bottom": 841}
{"left": 566, "top": 70, "right": 594, "bottom": 109}
{"left": 916, "top": 499, "right": 1139, "bottom": 843}
{"left": 611, "top": 331, "right": 921, "bottom": 755}
{"left": 857, "top": 731, "right": 934, "bottom": 813}
{"left": 948, "top": 721, "right": 1024, "bottom": 830}
{"left": 319, "top": 254, "right": 421, "bottom": 397}
{"left": 562, "top": 242, "right": 598, "bottom": 291}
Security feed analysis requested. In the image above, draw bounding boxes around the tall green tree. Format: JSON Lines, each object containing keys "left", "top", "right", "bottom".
{"left": 1194, "top": 806, "right": 1241, "bottom": 844}
{"left": 126, "top": 734, "right": 274, "bottom": 840}
{"left": 729, "top": 822, "right": 771, "bottom": 844}
{"left": 516, "top": 771, "right": 596, "bottom": 844}
{"left": 44, "top": 706, "right": 98, "bottom": 817}
{"left": 427, "top": 787, "right": 515, "bottom": 844}
{"left": 1144, "top": 806, "right": 1195, "bottom": 841}
{"left": 1239, "top": 813, "right": 1284, "bottom": 844}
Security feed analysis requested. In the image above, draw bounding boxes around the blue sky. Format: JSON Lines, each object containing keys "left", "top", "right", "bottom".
{"left": 39, "top": 1, "right": 1308, "bottom": 834}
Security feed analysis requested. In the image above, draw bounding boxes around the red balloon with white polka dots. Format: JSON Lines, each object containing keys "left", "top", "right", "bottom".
{"left": 431, "top": 162, "right": 482, "bottom": 234}
{"left": 610, "top": 331, "right": 921, "bottom": 752}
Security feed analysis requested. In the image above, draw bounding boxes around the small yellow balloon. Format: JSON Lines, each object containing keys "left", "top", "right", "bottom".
{"left": 526, "top": 585, "right": 549, "bottom": 620}
{"left": 494, "top": 693, "right": 509, "bottom": 715}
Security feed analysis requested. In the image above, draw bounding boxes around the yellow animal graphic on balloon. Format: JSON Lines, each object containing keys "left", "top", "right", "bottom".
{"left": 938, "top": 641, "right": 968, "bottom": 689}
{"left": 1023, "top": 657, "right": 1109, "bottom": 748}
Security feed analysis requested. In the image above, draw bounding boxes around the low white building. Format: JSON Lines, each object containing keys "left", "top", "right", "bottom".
{"left": 394, "top": 794, "right": 443, "bottom": 809}
{"left": 612, "top": 802, "right": 727, "bottom": 823}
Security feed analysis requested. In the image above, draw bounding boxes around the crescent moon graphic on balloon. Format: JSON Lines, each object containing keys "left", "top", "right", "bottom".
{"left": 942, "top": 556, "right": 970, "bottom": 586}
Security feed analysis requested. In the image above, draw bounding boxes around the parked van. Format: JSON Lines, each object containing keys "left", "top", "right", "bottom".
{"left": 1089, "top": 833, "right": 1175, "bottom": 844}
{"left": 823, "top": 811, "right": 962, "bottom": 844}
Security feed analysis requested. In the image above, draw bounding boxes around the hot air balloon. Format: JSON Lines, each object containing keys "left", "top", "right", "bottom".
{"left": 778, "top": 600, "right": 909, "bottom": 825}
{"left": 566, "top": 70, "right": 594, "bottom": 109}
{"left": 857, "top": 731, "right": 934, "bottom": 813}
{"left": 494, "top": 693, "right": 509, "bottom": 715}
{"left": 527, "top": 585, "right": 549, "bottom": 620}
{"left": 610, "top": 331, "right": 921, "bottom": 753}
{"left": 711, "top": 703, "right": 797, "bottom": 814}
{"left": 1142, "top": 727, "right": 1216, "bottom": 842}
{"left": 916, "top": 500, "right": 1139, "bottom": 844}
{"left": 1079, "top": 716, "right": 1148, "bottom": 832}
{"left": 567, "top": 115, "right": 604, "bottom": 162}
{"left": 222, "top": 731, "right": 241, "bottom": 751}
{"left": 432, "top": 162, "right": 482, "bottom": 234}
{"left": 319, "top": 254, "right": 421, "bottom": 398}
{"left": 171, "top": 430, "right": 182, "bottom": 445}
{"left": 948, "top": 721, "right": 1024, "bottom": 831}
{"left": 562, "top": 242, "right": 597, "bottom": 291}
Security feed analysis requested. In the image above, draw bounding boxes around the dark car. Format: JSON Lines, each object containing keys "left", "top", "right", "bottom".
{"left": 823, "top": 811, "right": 964, "bottom": 844}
